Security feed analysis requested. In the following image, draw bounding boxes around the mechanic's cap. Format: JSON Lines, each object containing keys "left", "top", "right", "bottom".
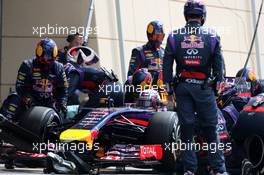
{"left": 67, "top": 32, "right": 83, "bottom": 43}
{"left": 236, "top": 67, "right": 256, "bottom": 82}
{"left": 36, "top": 38, "right": 58, "bottom": 65}
{"left": 184, "top": 0, "right": 207, "bottom": 24}
{"left": 146, "top": 20, "right": 164, "bottom": 36}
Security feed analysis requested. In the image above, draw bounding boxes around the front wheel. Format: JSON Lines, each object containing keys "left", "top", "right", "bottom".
{"left": 19, "top": 106, "right": 62, "bottom": 141}
{"left": 144, "top": 111, "right": 181, "bottom": 173}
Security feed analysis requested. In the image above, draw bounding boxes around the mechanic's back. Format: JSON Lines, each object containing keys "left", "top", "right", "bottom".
{"left": 163, "top": 0, "right": 226, "bottom": 174}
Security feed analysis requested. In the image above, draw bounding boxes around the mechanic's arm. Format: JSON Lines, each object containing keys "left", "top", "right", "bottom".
{"left": 67, "top": 72, "right": 80, "bottom": 97}
{"left": 212, "top": 35, "right": 224, "bottom": 83}
{"left": 57, "top": 49, "right": 67, "bottom": 64}
{"left": 15, "top": 61, "right": 31, "bottom": 99}
{"left": 55, "top": 64, "right": 68, "bottom": 107}
{"left": 127, "top": 48, "right": 141, "bottom": 78}
{"left": 252, "top": 80, "right": 264, "bottom": 96}
{"left": 163, "top": 34, "right": 176, "bottom": 94}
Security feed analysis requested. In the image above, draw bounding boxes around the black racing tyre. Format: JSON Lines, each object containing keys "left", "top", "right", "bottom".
{"left": 144, "top": 111, "right": 181, "bottom": 173}
{"left": 19, "top": 106, "right": 61, "bottom": 141}
{"left": 232, "top": 109, "right": 264, "bottom": 144}
{"left": 244, "top": 135, "right": 264, "bottom": 171}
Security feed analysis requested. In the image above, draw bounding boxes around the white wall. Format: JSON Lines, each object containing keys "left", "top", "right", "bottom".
{"left": 1, "top": 0, "right": 263, "bottom": 103}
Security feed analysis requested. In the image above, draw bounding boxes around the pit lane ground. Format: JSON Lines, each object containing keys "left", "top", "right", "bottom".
{"left": 0, "top": 165, "right": 179, "bottom": 174}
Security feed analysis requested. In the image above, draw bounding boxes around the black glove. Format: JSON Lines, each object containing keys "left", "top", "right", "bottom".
{"left": 61, "top": 105, "right": 68, "bottom": 115}
{"left": 55, "top": 103, "right": 67, "bottom": 118}
{"left": 22, "top": 97, "right": 32, "bottom": 106}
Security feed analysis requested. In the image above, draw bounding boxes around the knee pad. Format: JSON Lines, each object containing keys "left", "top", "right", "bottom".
{"left": 0, "top": 93, "right": 22, "bottom": 120}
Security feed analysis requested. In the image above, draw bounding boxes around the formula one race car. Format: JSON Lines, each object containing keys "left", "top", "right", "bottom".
{"left": 44, "top": 88, "right": 231, "bottom": 174}
{"left": 0, "top": 99, "right": 181, "bottom": 173}
{"left": 0, "top": 93, "right": 235, "bottom": 174}
{"left": 0, "top": 87, "right": 123, "bottom": 170}
{"left": 45, "top": 106, "right": 181, "bottom": 174}
{"left": 0, "top": 78, "right": 242, "bottom": 174}
{"left": 0, "top": 65, "right": 122, "bottom": 170}
{"left": 40, "top": 89, "right": 183, "bottom": 174}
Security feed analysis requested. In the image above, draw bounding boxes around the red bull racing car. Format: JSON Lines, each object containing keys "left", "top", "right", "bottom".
{"left": 0, "top": 79, "right": 241, "bottom": 174}
{"left": 43, "top": 103, "right": 230, "bottom": 174}
{"left": 45, "top": 106, "right": 182, "bottom": 174}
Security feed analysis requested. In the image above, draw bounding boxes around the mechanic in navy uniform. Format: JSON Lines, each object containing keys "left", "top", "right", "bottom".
{"left": 126, "top": 21, "right": 165, "bottom": 103}
{"left": 58, "top": 33, "right": 84, "bottom": 78}
{"left": 235, "top": 67, "right": 264, "bottom": 97}
{"left": 163, "top": 0, "right": 227, "bottom": 175}
{"left": 127, "top": 20, "right": 165, "bottom": 85}
{"left": 57, "top": 33, "right": 107, "bottom": 106}
{"left": 68, "top": 46, "right": 123, "bottom": 108}
{"left": 59, "top": 40, "right": 119, "bottom": 107}
{"left": 57, "top": 33, "right": 84, "bottom": 105}
{"left": 58, "top": 33, "right": 119, "bottom": 107}
{"left": 0, "top": 38, "right": 68, "bottom": 121}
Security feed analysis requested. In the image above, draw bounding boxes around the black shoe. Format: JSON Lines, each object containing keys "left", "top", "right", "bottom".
{"left": 5, "top": 160, "right": 15, "bottom": 169}
{"left": 184, "top": 171, "right": 195, "bottom": 175}
{"left": 241, "top": 159, "right": 254, "bottom": 175}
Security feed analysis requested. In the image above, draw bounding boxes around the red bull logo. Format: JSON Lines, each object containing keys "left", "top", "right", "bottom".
{"left": 184, "top": 35, "right": 202, "bottom": 42}
{"left": 148, "top": 58, "right": 163, "bottom": 71}
{"left": 181, "top": 35, "right": 204, "bottom": 49}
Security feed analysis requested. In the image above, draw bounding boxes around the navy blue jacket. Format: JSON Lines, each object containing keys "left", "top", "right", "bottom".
{"left": 163, "top": 21, "right": 224, "bottom": 84}
{"left": 16, "top": 57, "right": 68, "bottom": 106}
{"left": 127, "top": 42, "right": 164, "bottom": 84}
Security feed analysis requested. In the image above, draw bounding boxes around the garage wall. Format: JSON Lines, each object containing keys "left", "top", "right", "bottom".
{"left": 1, "top": 0, "right": 264, "bottom": 104}
{"left": 94, "top": 0, "right": 264, "bottom": 82}
{"left": 0, "top": 0, "right": 98, "bottom": 103}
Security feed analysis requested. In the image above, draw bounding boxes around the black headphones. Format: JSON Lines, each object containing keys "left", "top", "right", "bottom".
{"left": 66, "top": 32, "right": 82, "bottom": 43}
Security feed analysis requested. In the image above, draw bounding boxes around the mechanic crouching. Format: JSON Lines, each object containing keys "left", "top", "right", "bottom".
{"left": 57, "top": 33, "right": 111, "bottom": 106}
{"left": 163, "top": 0, "right": 227, "bottom": 174}
{"left": 60, "top": 44, "right": 122, "bottom": 108}
{"left": 0, "top": 38, "right": 68, "bottom": 121}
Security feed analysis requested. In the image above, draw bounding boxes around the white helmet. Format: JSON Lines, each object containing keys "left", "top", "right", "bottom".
{"left": 67, "top": 46, "right": 99, "bottom": 67}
